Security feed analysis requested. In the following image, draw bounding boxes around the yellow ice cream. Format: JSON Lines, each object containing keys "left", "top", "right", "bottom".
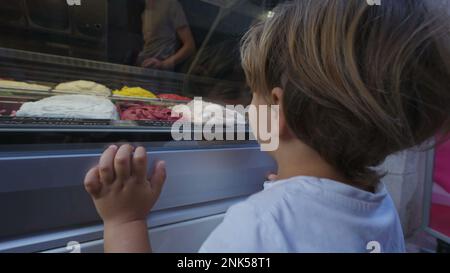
{"left": 113, "top": 86, "right": 157, "bottom": 98}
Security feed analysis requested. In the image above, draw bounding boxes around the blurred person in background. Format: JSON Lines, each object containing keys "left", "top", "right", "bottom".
{"left": 137, "top": 0, "right": 195, "bottom": 70}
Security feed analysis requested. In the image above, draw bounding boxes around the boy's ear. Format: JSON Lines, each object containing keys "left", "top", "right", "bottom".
{"left": 271, "top": 87, "right": 292, "bottom": 139}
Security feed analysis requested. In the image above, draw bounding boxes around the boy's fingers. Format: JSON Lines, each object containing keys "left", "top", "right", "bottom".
{"left": 114, "top": 144, "right": 134, "bottom": 181}
{"left": 149, "top": 161, "right": 167, "bottom": 196}
{"left": 84, "top": 166, "right": 102, "bottom": 197}
{"left": 99, "top": 145, "right": 118, "bottom": 184}
{"left": 132, "top": 146, "right": 148, "bottom": 182}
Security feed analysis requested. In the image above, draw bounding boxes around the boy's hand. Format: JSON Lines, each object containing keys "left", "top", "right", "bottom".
{"left": 84, "top": 144, "right": 166, "bottom": 226}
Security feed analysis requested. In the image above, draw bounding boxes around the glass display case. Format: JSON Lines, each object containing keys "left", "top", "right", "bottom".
{"left": 0, "top": 0, "right": 280, "bottom": 252}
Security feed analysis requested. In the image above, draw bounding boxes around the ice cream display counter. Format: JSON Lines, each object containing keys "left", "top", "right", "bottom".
{"left": 0, "top": 0, "right": 280, "bottom": 252}
{"left": 0, "top": 49, "right": 246, "bottom": 132}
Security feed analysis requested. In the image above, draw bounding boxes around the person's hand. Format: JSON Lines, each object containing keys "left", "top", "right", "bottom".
{"left": 84, "top": 144, "right": 166, "bottom": 226}
{"left": 141, "top": 58, "right": 162, "bottom": 68}
{"left": 141, "top": 58, "right": 174, "bottom": 70}
{"left": 159, "top": 59, "right": 175, "bottom": 70}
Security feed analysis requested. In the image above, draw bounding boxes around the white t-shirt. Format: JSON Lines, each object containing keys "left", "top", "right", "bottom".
{"left": 199, "top": 176, "right": 405, "bottom": 253}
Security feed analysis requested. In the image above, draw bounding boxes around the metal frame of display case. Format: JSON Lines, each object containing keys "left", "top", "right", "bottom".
{"left": 0, "top": 143, "right": 276, "bottom": 252}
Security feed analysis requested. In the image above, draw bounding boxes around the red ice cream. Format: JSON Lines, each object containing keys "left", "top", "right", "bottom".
{"left": 120, "top": 104, "right": 180, "bottom": 121}
{"left": 0, "top": 101, "right": 22, "bottom": 117}
{"left": 157, "top": 93, "right": 191, "bottom": 101}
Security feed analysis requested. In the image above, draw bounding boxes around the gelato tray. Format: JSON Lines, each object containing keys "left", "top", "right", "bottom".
{"left": 134, "top": 120, "right": 176, "bottom": 127}
{"left": 0, "top": 116, "right": 112, "bottom": 126}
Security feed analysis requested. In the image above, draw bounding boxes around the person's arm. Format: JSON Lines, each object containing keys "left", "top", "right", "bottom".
{"left": 104, "top": 220, "right": 151, "bottom": 253}
{"left": 161, "top": 26, "right": 196, "bottom": 69}
{"left": 84, "top": 145, "right": 167, "bottom": 253}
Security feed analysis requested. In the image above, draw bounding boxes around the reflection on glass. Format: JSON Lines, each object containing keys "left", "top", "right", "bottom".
{"left": 138, "top": 0, "right": 195, "bottom": 71}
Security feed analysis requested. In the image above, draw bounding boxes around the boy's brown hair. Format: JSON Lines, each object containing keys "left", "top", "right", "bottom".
{"left": 241, "top": 0, "right": 450, "bottom": 187}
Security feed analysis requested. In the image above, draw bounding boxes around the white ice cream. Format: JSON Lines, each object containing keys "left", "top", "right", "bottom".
{"left": 16, "top": 95, "right": 119, "bottom": 120}
{"left": 172, "top": 100, "right": 247, "bottom": 125}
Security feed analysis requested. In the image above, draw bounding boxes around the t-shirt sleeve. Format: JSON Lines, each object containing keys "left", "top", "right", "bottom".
{"left": 198, "top": 201, "right": 276, "bottom": 253}
{"left": 170, "top": 1, "right": 188, "bottom": 29}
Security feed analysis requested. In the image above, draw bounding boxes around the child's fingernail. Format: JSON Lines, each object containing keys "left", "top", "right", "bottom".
{"left": 109, "top": 145, "right": 118, "bottom": 150}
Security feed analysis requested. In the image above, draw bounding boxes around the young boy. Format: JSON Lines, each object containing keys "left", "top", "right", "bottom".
{"left": 84, "top": 0, "right": 450, "bottom": 252}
